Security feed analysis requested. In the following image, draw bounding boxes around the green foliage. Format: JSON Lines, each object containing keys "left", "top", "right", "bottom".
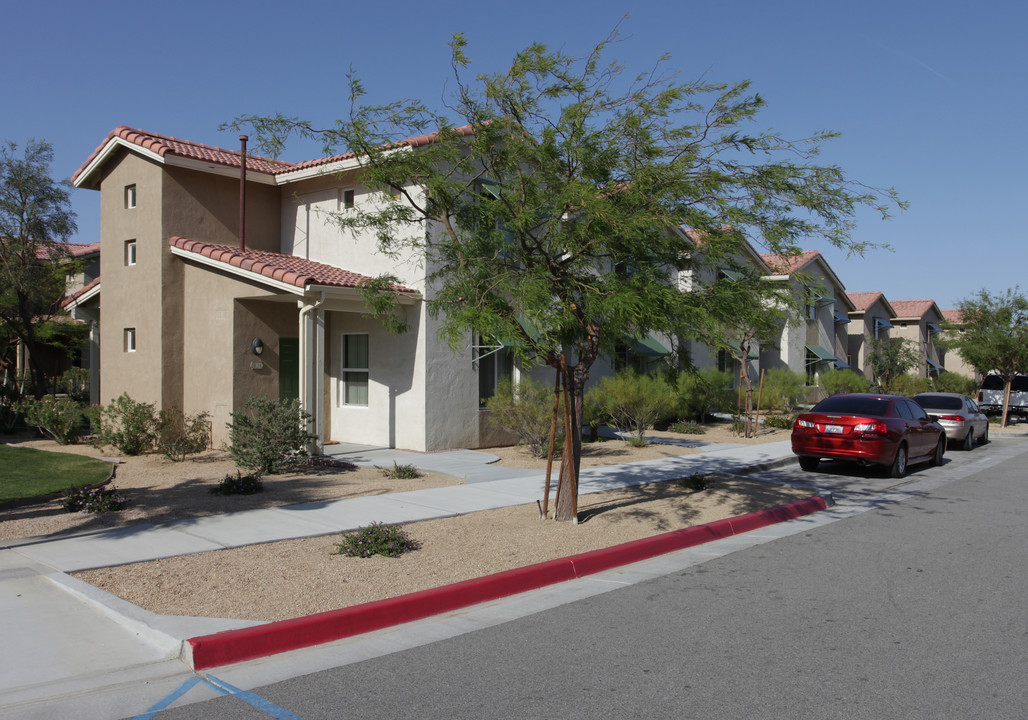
{"left": 675, "top": 369, "right": 733, "bottom": 421}
{"left": 376, "top": 461, "right": 421, "bottom": 479}
{"left": 0, "top": 444, "right": 112, "bottom": 502}
{"left": 334, "top": 522, "right": 420, "bottom": 558}
{"left": 19, "top": 395, "right": 87, "bottom": 444}
{"left": 889, "top": 374, "right": 930, "bottom": 397}
{"left": 677, "top": 473, "right": 711, "bottom": 492}
{"left": 869, "top": 337, "right": 920, "bottom": 393}
{"left": 587, "top": 372, "right": 677, "bottom": 441}
{"left": 91, "top": 393, "right": 158, "bottom": 456}
{"left": 627, "top": 435, "right": 649, "bottom": 448}
{"left": 0, "top": 368, "right": 30, "bottom": 432}
{"left": 227, "top": 396, "right": 315, "bottom": 474}
{"left": 930, "top": 372, "right": 977, "bottom": 395}
{"left": 669, "top": 420, "right": 706, "bottom": 435}
{"left": 761, "top": 368, "right": 807, "bottom": 412}
{"left": 485, "top": 377, "right": 561, "bottom": 458}
{"left": 818, "top": 369, "right": 871, "bottom": 397}
{"left": 209, "top": 471, "right": 263, "bottom": 496}
{"left": 763, "top": 415, "right": 795, "bottom": 430}
{"left": 62, "top": 484, "right": 127, "bottom": 513}
{"left": 156, "top": 408, "right": 211, "bottom": 462}
{"left": 58, "top": 368, "right": 90, "bottom": 403}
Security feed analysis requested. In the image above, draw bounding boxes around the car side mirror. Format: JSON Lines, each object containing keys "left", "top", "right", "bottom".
{"left": 928, "top": 414, "right": 939, "bottom": 422}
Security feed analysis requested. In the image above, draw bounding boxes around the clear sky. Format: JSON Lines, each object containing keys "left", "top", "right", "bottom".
{"left": 3, "top": 0, "right": 1024, "bottom": 311}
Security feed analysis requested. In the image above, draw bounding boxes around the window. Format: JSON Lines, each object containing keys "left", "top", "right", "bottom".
{"left": 340, "top": 334, "right": 369, "bottom": 406}
{"left": 340, "top": 188, "right": 355, "bottom": 210}
{"left": 124, "top": 184, "right": 136, "bottom": 209}
{"left": 475, "top": 334, "right": 512, "bottom": 406}
{"left": 124, "top": 328, "right": 136, "bottom": 352}
{"left": 124, "top": 240, "right": 137, "bottom": 266}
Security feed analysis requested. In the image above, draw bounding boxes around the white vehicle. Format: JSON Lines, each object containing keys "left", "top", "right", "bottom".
{"left": 977, "top": 374, "right": 1028, "bottom": 419}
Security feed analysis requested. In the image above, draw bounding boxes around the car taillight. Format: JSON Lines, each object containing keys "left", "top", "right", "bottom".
{"left": 854, "top": 421, "right": 887, "bottom": 434}
{"left": 796, "top": 418, "right": 815, "bottom": 428}
{"left": 978, "top": 391, "right": 983, "bottom": 401}
{"left": 938, "top": 415, "right": 965, "bottom": 422}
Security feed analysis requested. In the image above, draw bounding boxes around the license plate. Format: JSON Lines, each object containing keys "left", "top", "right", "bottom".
{"left": 824, "top": 424, "right": 844, "bottom": 434}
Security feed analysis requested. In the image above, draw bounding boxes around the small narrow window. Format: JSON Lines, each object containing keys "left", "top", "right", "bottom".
{"left": 125, "top": 184, "right": 136, "bottom": 209}
{"left": 341, "top": 188, "right": 355, "bottom": 209}
{"left": 124, "top": 328, "right": 136, "bottom": 352}
{"left": 341, "top": 334, "right": 369, "bottom": 406}
{"left": 124, "top": 240, "right": 137, "bottom": 266}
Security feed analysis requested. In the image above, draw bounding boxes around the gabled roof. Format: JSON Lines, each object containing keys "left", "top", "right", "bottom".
{"left": 846, "top": 292, "right": 897, "bottom": 319}
{"left": 890, "top": 299, "right": 942, "bottom": 321}
{"left": 680, "top": 226, "right": 772, "bottom": 273}
{"left": 62, "top": 276, "right": 101, "bottom": 309}
{"left": 66, "top": 241, "right": 101, "bottom": 258}
{"left": 941, "top": 309, "right": 963, "bottom": 323}
{"left": 169, "top": 237, "right": 419, "bottom": 296}
{"left": 759, "top": 249, "right": 846, "bottom": 294}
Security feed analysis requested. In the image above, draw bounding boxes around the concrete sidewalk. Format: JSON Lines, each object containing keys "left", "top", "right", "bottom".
{"left": 0, "top": 438, "right": 797, "bottom": 717}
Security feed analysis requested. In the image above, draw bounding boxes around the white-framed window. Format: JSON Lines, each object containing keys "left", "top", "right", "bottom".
{"left": 340, "top": 188, "right": 355, "bottom": 210}
{"left": 124, "top": 184, "right": 136, "bottom": 209}
{"left": 340, "top": 334, "right": 369, "bottom": 406}
{"left": 475, "top": 334, "right": 513, "bottom": 407}
{"left": 124, "top": 240, "right": 137, "bottom": 266}
{"left": 124, "top": 328, "right": 136, "bottom": 352}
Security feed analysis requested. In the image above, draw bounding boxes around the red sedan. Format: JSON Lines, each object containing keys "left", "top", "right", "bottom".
{"left": 791, "top": 393, "right": 946, "bottom": 477}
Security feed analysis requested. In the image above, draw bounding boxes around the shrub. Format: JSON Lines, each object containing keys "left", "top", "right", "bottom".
{"left": 818, "top": 369, "right": 871, "bottom": 397}
{"left": 763, "top": 415, "right": 795, "bottom": 430}
{"left": 760, "top": 368, "right": 806, "bottom": 413}
{"left": 91, "top": 394, "right": 158, "bottom": 455}
{"left": 587, "top": 372, "right": 676, "bottom": 442}
{"left": 209, "top": 471, "right": 263, "bottom": 496}
{"left": 334, "top": 522, "right": 420, "bottom": 558}
{"left": 63, "top": 484, "right": 127, "bottom": 513}
{"left": 58, "top": 368, "right": 91, "bottom": 403}
{"left": 669, "top": 420, "right": 705, "bottom": 435}
{"left": 889, "top": 374, "right": 930, "bottom": 397}
{"left": 227, "top": 396, "right": 315, "bottom": 474}
{"left": 675, "top": 369, "right": 733, "bottom": 422}
{"left": 376, "top": 461, "right": 421, "bottom": 479}
{"left": 677, "top": 473, "right": 711, "bottom": 492}
{"left": 156, "top": 408, "right": 211, "bottom": 461}
{"left": 19, "top": 396, "right": 88, "bottom": 445}
{"left": 486, "top": 377, "right": 562, "bottom": 458}
{"left": 930, "top": 372, "right": 977, "bottom": 395}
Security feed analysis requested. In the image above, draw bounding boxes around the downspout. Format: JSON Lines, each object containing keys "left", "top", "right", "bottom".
{"left": 238, "top": 135, "right": 247, "bottom": 251}
{"left": 299, "top": 290, "right": 327, "bottom": 453}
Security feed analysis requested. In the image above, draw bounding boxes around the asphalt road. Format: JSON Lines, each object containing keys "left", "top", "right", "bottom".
{"left": 147, "top": 439, "right": 1028, "bottom": 720}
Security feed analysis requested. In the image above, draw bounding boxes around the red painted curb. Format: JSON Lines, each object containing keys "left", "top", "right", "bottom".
{"left": 187, "top": 494, "right": 827, "bottom": 670}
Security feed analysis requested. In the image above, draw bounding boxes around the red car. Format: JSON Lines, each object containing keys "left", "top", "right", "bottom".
{"left": 791, "top": 393, "right": 946, "bottom": 477}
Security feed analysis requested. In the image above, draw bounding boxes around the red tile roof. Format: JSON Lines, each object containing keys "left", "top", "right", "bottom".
{"left": 890, "top": 299, "right": 937, "bottom": 320}
{"left": 169, "top": 237, "right": 418, "bottom": 294}
{"left": 62, "top": 276, "right": 100, "bottom": 308}
{"left": 758, "top": 249, "right": 821, "bottom": 275}
{"left": 846, "top": 291, "right": 885, "bottom": 312}
{"left": 941, "top": 309, "right": 962, "bottom": 323}
{"left": 285, "top": 125, "right": 477, "bottom": 174}
{"left": 67, "top": 241, "right": 101, "bottom": 258}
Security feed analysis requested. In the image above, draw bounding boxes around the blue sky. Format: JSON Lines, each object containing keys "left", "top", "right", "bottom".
{"left": 3, "top": 0, "right": 1024, "bottom": 310}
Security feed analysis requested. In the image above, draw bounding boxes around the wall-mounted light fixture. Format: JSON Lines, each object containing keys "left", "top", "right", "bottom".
{"left": 251, "top": 338, "right": 264, "bottom": 356}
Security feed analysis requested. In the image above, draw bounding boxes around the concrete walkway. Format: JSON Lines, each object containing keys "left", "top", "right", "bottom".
{"left": 0, "top": 438, "right": 797, "bottom": 717}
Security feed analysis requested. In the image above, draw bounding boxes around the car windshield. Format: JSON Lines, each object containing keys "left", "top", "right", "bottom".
{"left": 980, "top": 375, "right": 1005, "bottom": 390}
{"left": 1014, "top": 376, "right": 1028, "bottom": 392}
{"left": 813, "top": 396, "right": 890, "bottom": 416}
{"left": 914, "top": 395, "right": 963, "bottom": 411}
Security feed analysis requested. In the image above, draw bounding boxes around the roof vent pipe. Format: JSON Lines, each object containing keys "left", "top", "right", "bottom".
{"left": 239, "top": 135, "right": 248, "bottom": 251}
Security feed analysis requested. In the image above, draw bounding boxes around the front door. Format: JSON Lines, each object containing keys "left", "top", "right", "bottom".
{"left": 279, "top": 337, "right": 299, "bottom": 401}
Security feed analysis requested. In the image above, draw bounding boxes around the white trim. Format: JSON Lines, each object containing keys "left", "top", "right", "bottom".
{"left": 170, "top": 246, "right": 304, "bottom": 294}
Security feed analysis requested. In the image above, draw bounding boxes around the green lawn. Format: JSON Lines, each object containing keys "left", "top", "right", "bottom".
{"left": 0, "top": 444, "right": 113, "bottom": 503}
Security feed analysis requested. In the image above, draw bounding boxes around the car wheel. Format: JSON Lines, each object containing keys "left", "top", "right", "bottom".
{"left": 930, "top": 437, "right": 945, "bottom": 466}
{"left": 961, "top": 427, "right": 974, "bottom": 451}
{"left": 799, "top": 456, "right": 819, "bottom": 471}
{"left": 889, "top": 443, "right": 908, "bottom": 479}
{"left": 981, "top": 424, "right": 989, "bottom": 445}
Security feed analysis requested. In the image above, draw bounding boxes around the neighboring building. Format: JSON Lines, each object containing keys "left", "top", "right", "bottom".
{"left": 845, "top": 291, "right": 898, "bottom": 381}
{"left": 889, "top": 300, "right": 947, "bottom": 378}
{"left": 758, "top": 250, "right": 849, "bottom": 385}
{"left": 71, "top": 125, "right": 527, "bottom": 451}
{"left": 939, "top": 309, "right": 977, "bottom": 380}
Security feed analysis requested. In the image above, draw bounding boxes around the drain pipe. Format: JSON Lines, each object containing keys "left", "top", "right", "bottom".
{"left": 239, "top": 135, "right": 247, "bottom": 251}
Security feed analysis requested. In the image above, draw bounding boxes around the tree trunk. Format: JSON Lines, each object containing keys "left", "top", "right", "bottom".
{"left": 553, "top": 358, "right": 585, "bottom": 522}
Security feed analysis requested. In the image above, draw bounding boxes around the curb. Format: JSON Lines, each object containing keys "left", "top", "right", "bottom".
{"left": 185, "top": 493, "right": 827, "bottom": 670}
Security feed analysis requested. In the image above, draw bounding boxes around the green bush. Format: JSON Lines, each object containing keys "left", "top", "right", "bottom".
{"left": 58, "top": 368, "right": 91, "bottom": 403}
{"left": 930, "top": 372, "right": 977, "bottom": 395}
{"left": 63, "top": 484, "right": 127, "bottom": 513}
{"left": 19, "top": 396, "right": 88, "bottom": 445}
{"left": 677, "top": 473, "right": 711, "bottom": 491}
{"left": 227, "top": 396, "right": 315, "bottom": 474}
{"left": 669, "top": 420, "right": 706, "bottom": 435}
{"left": 818, "top": 369, "right": 871, "bottom": 397}
{"left": 209, "top": 471, "right": 263, "bottom": 496}
{"left": 889, "top": 374, "right": 930, "bottom": 397}
{"left": 156, "top": 408, "right": 211, "bottom": 461}
{"left": 587, "top": 372, "right": 676, "bottom": 442}
{"left": 486, "top": 377, "right": 562, "bottom": 458}
{"left": 675, "top": 369, "right": 733, "bottom": 422}
{"left": 760, "top": 368, "right": 806, "bottom": 412}
{"left": 91, "top": 393, "right": 158, "bottom": 455}
{"left": 763, "top": 415, "right": 795, "bottom": 430}
{"left": 334, "top": 522, "right": 420, "bottom": 558}
{"left": 376, "top": 461, "right": 421, "bottom": 479}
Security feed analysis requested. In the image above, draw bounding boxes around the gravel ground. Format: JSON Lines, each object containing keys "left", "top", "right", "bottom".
{"left": 7, "top": 424, "right": 808, "bottom": 621}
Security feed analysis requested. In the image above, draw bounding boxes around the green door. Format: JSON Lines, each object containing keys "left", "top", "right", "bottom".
{"left": 279, "top": 337, "right": 299, "bottom": 400}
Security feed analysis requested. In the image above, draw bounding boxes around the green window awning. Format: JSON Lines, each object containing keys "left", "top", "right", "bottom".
{"left": 927, "top": 358, "right": 945, "bottom": 371}
{"left": 719, "top": 269, "right": 745, "bottom": 282}
{"left": 634, "top": 335, "right": 671, "bottom": 357}
{"left": 805, "top": 344, "right": 838, "bottom": 362}
{"left": 727, "top": 342, "right": 759, "bottom": 360}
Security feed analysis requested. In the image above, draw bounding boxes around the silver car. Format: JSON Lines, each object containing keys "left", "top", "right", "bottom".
{"left": 913, "top": 393, "right": 989, "bottom": 451}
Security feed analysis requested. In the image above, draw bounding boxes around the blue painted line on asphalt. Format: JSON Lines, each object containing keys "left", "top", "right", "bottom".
{"left": 131, "top": 673, "right": 305, "bottom": 719}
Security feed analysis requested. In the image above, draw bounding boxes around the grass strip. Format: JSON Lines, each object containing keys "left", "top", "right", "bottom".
{"left": 0, "top": 444, "right": 113, "bottom": 503}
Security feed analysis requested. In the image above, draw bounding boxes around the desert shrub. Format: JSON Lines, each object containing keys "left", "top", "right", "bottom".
{"left": 930, "top": 372, "right": 977, "bottom": 395}
{"left": 91, "top": 393, "right": 158, "bottom": 455}
{"left": 889, "top": 374, "right": 930, "bottom": 397}
{"left": 63, "top": 484, "right": 127, "bottom": 513}
{"left": 761, "top": 368, "right": 806, "bottom": 413}
{"left": 227, "top": 396, "right": 315, "bottom": 474}
{"left": 376, "top": 461, "right": 421, "bottom": 479}
{"left": 334, "top": 522, "right": 420, "bottom": 558}
{"left": 19, "top": 396, "right": 88, "bottom": 445}
{"left": 209, "top": 471, "right": 263, "bottom": 496}
{"left": 58, "top": 368, "right": 91, "bottom": 403}
{"left": 675, "top": 368, "right": 733, "bottom": 421}
{"left": 677, "top": 473, "right": 711, "bottom": 492}
{"left": 763, "top": 415, "right": 795, "bottom": 430}
{"left": 818, "top": 369, "right": 871, "bottom": 397}
{"left": 156, "top": 408, "right": 211, "bottom": 461}
{"left": 486, "top": 377, "right": 562, "bottom": 458}
{"left": 587, "top": 372, "right": 676, "bottom": 442}
{"left": 669, "top": 420, "right": 705, "bottom": 435}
